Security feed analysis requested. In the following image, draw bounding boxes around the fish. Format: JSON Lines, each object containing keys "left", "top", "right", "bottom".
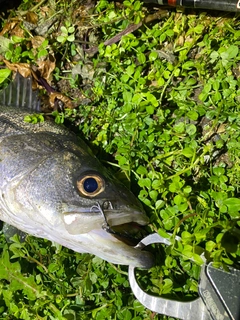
{"left": 0, "top": 72, "right": 154, "bottom": 268}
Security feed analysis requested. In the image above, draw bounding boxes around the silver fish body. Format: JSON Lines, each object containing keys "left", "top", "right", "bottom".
{"left": 0, "top": 74, "right": 153, "bottom": 268}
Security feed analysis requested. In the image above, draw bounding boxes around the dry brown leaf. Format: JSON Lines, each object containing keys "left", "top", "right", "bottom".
{"left": 0, "top": 19, "right": 24, "bottom": 38}
{"left": 4, "top": 60, "right": 32, "bottom": 77}
{"left": 49, "top": 92, "right": 74, "bottom": 110}
{"left": 25, "top": 11, "right": 38, "bottom": 25}
{"left": 31, "top": 36, "right": 46, "bottom": 49}
{"left": 176, "top": 35, "right": 185, "bottom": 47}
{"left": 30, "top": 35, "right": 47, "bottom": 57}
{"left": 3, "top": 60, "right": 40, "bottom": 89}
{"left": 11, "top": 24, "right": 25, "bottom": 38}
{"left": 4, "top": 51, "right": 55, "bottom": 90}
{"left": 37, "top": 53, "right": 56, "bottom": 82}
{"left": 4, "top": 57, "right": 70, "bottom": 110}
{"left": 217, "top": 124, "right": 226, "bottom": 134}
{"left": 0, "top": 20, "right": 18, "bottom": 36}
{"left": 40, "top": 6, "right": 52, "bottom": 18}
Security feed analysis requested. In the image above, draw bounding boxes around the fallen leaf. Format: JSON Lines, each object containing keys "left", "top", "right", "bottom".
{"left": 31, "top": 36, "right": 46, "bottom": 50}
{"left": 25, "top": 11, "right": 38, "bottom": 25}
{"left": 49, "top": 92, "right": 74, "bottom": 110}
{"left": 3, "top": 60, "right": 39, "bottom": 89}
{"left": 3, "top": 60, "right": 32, "bottom": 77}
{"left": 0, "top": 20, "right": 18, "bottom": 36}
{"left": 37, "top": 53, "right": 56, "bottom": 82}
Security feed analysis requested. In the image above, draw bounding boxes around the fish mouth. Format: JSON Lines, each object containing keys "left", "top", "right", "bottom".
{"left": 103, "top": 221, "right": 149, "bottom": 246}
{"left": 62, "top": 201, "right": 149, "bottom": 235}
{"left": 62, "top": 202, "right": 154, "bottom": 268}
{"left": 63, "top": 208, "right": 149, "bottom": 243}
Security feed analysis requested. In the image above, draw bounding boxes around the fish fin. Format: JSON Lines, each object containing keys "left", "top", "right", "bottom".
{"left": 2, "top": 223, "right": 27, "bottom": 243}
{"left": 0, "top": 72, "right": 40, "bottom": 112}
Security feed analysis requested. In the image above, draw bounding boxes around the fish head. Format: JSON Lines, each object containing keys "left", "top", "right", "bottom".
{"left": 0, "top": 73, "right": 154, "bottom": 268}
{"left": 5, "top": 133, "right": 153, "bottom": 268}
{"left": 62, "top": 158, "right": 154, "bottom": 268}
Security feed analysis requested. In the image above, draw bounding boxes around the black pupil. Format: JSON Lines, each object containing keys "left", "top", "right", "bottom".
{"left": 83, "top": 178, "right": 98, "bottom": 193}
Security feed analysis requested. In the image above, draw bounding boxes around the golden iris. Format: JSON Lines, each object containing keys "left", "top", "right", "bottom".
{"left": 77, "top": 174, "right": 105, "bottom": 197}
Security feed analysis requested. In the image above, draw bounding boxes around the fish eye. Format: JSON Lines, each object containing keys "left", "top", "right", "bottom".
{"left": 77, "top": 174, "right": 105, "bottom": 197}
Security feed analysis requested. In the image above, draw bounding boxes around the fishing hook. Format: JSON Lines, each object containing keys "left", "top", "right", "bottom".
{"left": 90, "top": 201, "right": 114, "bottom": 233}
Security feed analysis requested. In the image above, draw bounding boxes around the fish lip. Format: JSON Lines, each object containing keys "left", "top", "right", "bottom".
{"left": 103, "top": 208, "right": 149, "bottom": 226}
{"left": 62, "top": 204, "right": 149, "bottom": 235}
{"left": 89, "top": 228, "right": 154, "bottom": 269}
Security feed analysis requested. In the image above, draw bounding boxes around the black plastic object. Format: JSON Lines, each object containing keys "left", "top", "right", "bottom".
{"left": 143, "top": 0, "right": 240, "bottom": 12}
{"left": 199, "top": 263, "right": 240, "bottom": 320}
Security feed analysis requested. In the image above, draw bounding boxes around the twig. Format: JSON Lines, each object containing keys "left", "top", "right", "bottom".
{"left": 18, "top": 0, "right": 47, "bottom": 15}
{"left": 174, "top": 213, "right": 198, "bottom": 232}
{"left": 85, "top": 22, "right": 142, "bottom": 55}
{"left": 85, "top": 9, "right": 168, "bottom": 55}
